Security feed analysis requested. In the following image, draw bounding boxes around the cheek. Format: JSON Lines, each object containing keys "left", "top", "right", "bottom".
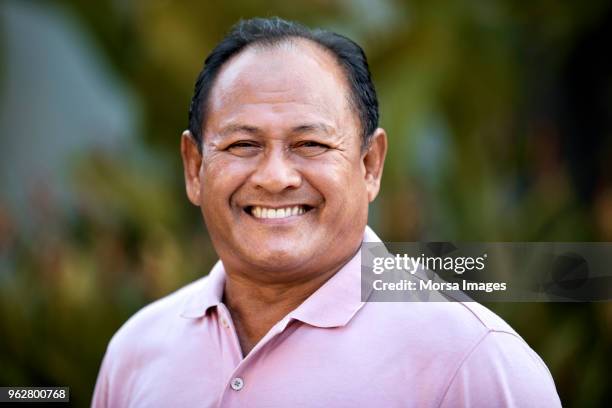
{"left": 303, "top": 159, "right": 367, "bottom": 205}
{"left": 200, "top": 157, "right": 250, "bottom": 206}
{"left": 341, "top": 163, "right": 369, "bottom": 209}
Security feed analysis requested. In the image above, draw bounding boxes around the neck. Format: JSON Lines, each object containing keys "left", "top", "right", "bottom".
{"left": 222, "top": 259, "right": 349, "bottom": 356}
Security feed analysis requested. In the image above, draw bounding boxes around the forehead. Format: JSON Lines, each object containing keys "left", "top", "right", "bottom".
{"left": 206, "top": 39, "right": 356, "bottom": 132}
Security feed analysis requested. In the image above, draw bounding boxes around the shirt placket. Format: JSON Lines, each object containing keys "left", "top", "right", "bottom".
{"left": 215, "top": 304, "right": 293, "bottom": 408}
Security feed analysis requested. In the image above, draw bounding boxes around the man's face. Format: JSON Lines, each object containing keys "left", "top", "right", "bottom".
{"left": 182, "top": 40, "right": 386, "bottom": 280}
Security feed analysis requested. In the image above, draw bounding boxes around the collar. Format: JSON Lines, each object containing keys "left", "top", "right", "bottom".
{"left": 180, "top": 225, "right": 382, "bottom": 328}
{"left": 179, "top": 260, "right": 226, "bottom": 318}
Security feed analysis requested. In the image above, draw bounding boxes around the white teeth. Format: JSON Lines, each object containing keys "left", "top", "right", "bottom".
{"left": 250, "top": 205, "right": 308, "bottom": 219}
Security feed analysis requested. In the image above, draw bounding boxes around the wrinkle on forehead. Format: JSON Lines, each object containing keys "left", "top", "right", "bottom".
{"left": 207, "top": 39, "right": 356, "bottom": 131}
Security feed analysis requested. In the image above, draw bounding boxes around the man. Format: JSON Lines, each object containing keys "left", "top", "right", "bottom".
{"left": 92, "top": 17, "right": 561, "bottom": 407}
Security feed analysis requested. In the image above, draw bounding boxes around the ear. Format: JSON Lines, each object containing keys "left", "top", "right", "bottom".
{"left": 180, "top": 130, "right": 203, "bottom": 205}
{"left": 362, "top": 128, "right": 387, "bottom": 202}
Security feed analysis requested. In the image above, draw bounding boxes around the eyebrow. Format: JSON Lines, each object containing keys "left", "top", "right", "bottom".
{"left": 219, "top": 124, "right": 261, "bottom": 137}
{"left": 290, "top": 123, "right": 333, "bottom": 135}
{"left": 218, "top": 122, "right": 334, "bottom": 138}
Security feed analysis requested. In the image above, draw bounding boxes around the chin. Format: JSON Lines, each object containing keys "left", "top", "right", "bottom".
{"left": 247, "top": 247, "right": 309, "bottom": 272}
{"left": 253, "top": 259, "right": 303, "bottom": 273}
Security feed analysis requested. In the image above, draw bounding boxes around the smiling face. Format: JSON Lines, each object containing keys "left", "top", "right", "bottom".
{"left": 182, "top": 39, "right": 386, "bottom": 282}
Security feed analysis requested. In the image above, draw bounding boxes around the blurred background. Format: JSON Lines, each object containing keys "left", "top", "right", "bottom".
{"left": 1, "top": 0, "right": 611, "bottom": 406}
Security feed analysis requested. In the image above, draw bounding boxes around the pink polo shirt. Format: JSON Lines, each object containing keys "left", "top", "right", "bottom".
{"left": 92, "top": 227, "right": 561, "bottom": 407}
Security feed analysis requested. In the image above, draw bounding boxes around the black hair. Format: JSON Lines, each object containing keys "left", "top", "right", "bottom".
{"left": 187, "top": 17, "right": 379, "bottom": 151}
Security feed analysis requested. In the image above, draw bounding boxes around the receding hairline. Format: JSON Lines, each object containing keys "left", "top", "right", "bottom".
{"left": 203, "top": 36, "right": 361, "bottom": 136}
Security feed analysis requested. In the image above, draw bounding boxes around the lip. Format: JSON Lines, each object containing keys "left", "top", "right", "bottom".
{"left": 242, "top": 203, "right": 315, "bottom": 209}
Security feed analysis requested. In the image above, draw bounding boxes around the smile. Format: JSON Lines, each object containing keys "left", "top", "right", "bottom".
{"left": 245, "top": 205, "right": 313, "bottom": 219}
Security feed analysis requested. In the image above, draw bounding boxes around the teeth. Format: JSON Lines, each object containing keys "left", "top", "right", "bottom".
{"left": 250, "top": 205, "right": 307, "bottom": 219}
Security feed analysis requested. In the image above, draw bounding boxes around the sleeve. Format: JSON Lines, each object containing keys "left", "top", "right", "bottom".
{"left": 439, "top": 331, "right": 561, "bottom": 408}
{"left": 90, "top": 347, "right": 111, "bottom": 408}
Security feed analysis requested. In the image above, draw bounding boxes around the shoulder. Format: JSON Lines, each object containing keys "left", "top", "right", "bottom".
{"left": 359, "top": 300, "right": 519, "bottom": 344}
{"left": 439, "top": 325, "right": 561, "bottom": 407}
{"left": 351, "top": 300, "right": 522, "bottom": 376}
{"left": 455, "top": 301, "right": 519, "bottom": 334}
{"left": 91, "top": 275, "right": 213, "bottom": 407}
{"left": 356, "top": 301, "right": 559, "bottom": 406}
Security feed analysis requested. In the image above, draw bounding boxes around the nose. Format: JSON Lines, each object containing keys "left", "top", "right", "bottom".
{"left": 250, "top": 147, "right": 301, "bottom": 193}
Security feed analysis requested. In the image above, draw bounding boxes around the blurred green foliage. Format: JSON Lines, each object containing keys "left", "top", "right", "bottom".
{"left": 1, "top": 1, "right": 611, "bottom": 406}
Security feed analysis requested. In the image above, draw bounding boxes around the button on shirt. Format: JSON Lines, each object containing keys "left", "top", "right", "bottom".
{"left": 92, "top": 226, "right": 561, "bottom": 407}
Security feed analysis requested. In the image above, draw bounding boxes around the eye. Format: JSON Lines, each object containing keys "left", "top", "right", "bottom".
{"left": 226, "top": 141, "right": 261, "bottom": 157}
{"left": 293, "top": 141, "right": 330, "bottom": 156}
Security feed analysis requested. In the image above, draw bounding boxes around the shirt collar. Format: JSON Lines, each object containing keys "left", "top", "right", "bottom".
{"left": 289, "top": 225, "right": 381, "bottom": 327}
{"left": 179, "top": 260, "right": 225, "bottom": 318}
{"left": 180, "top": 225, "right": 382, "bottom": 327}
